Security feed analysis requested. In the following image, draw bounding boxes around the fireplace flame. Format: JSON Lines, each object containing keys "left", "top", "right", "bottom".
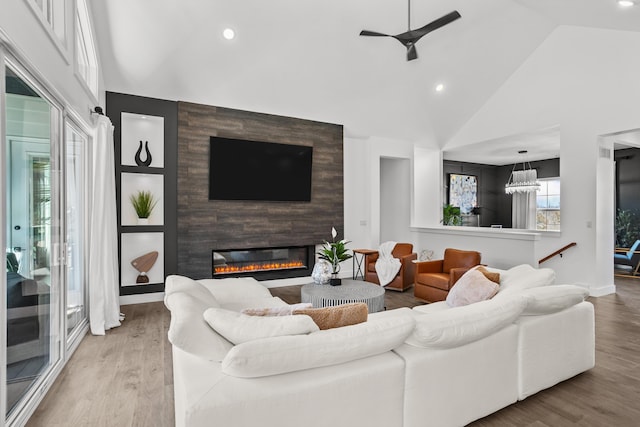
{"left": 214, "top": 260, "right": 305, "bottom": 275}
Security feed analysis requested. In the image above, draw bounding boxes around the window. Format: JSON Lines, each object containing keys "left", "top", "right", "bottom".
{"left": 64, "top": 121, "right": 88, "bottom": 343}
{"left": 26, "top": 0, "right": 66, "bottom": 45}
{"left": 75, "top": 0, "right": 98, "bottom": 98}
{"left": 536, "top": 178, "right": 561, "bottom": 231}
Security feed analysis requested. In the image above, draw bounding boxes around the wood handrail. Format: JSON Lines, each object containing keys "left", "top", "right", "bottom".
{"left": 539, "top": 242, "right": 577, "bottom": 265}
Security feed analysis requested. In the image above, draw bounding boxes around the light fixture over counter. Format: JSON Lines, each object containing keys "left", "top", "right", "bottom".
{"left": 505, "top": 150, "right": 541, "bottom": 194}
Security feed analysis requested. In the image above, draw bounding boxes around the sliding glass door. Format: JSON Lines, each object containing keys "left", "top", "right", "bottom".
{"left": 4, "top": 61, "right": 62, "bottom": 423}
{"left": 64, "top": 123, "right": 87, "bottom": 343}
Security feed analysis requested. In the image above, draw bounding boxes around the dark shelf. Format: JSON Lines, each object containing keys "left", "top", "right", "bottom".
{"left": 120, "top": 165, "right": 164, "bottom": 174}
{"left": 120, "top": 225, "right": 164, "bottom": 233}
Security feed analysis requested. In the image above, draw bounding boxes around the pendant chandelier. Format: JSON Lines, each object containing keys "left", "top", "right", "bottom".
{"left": 505, "top": 150, "right": 541, "bottom": 194}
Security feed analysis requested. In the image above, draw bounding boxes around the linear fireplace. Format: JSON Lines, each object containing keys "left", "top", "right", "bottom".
{"left": 212, "top": 245, "right": 315, "bottom": 280}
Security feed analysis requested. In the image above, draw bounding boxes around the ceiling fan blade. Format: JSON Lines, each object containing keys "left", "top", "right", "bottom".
{"left": 406, "top": 44, "right": 418, "bottom": 61}
{"left": 360, "top": 30, "right": 391, "bottom": 37}
{"left": 396, "top": 10, "right": 461, "bottom": 43}
{"left": 416, "top": 10, "right": 461, "bottom": 36}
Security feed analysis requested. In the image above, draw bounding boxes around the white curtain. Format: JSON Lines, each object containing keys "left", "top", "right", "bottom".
{"left": 512, "top": 192, "right": 537, "bottom": 229}
{"left": 88, "top": 115, "right": 122, "bottom": 335}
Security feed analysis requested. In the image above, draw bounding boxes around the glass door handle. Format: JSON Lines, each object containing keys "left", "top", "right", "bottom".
{"left": 52, "top": 242, "right": 63, "bottom": 266}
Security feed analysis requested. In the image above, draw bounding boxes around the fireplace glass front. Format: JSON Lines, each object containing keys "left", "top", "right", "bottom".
{"left": 212, "top": 245, "right": 313, "bottom": 279}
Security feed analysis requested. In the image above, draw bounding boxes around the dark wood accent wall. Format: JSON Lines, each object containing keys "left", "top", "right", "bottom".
{"left": 177, "top": 102, "right": 344, "bottom": 279}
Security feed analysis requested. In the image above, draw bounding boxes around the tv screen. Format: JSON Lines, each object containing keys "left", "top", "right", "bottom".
{"left": 209, "top": 137, "right": 313, "bottom": 201}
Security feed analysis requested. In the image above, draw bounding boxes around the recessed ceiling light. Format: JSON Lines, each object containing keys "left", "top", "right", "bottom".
{"left": 435, "top": 83, "right": 445, "bottom": 92}
{"left": 618, "top": 0, "right": 635, "bottom": 7}
{"left": 223, "top": 28, "right": 235, "bottom": 40}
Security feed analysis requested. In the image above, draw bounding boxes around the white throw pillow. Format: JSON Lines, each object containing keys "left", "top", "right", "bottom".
{"left": 164, "top": 275, "right": 220, "bottom": 308}
{"left": 221, "top": 314, "right": 416, "bottom": 378}
{"left": 241, "top": 303, "right": 313, "bottom": 316}
{"left": 445, "top": 268, "right": 499, "bottom": 307}
{"left": 165, "top": 292, "right": 233, "bottom": 361}
{"left": 521, "top": 284, "right": 589, "bottom": 315}
{"left": 495, "top": 264, "right": 556, "bottom": 297}
{"left": 240, "top": 302, "right": 313, "bottom": 317}
{"left": 203, "top": 307, "right": 319, "bottom": 344}
{"left": 406, "top": 294, "right": 527, "bottom": 349}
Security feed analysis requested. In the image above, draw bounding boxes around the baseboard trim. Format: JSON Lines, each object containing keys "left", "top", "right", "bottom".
{"left": 589, "top": 284, "right": 616, "bottom": 297}
{"left": 120, "top": 292, "right": 165, "bottom": 306}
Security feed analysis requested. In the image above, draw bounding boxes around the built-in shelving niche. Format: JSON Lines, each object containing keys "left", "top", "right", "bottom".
{"left": 107, "top": 92, "right": 178, "bottom": 296}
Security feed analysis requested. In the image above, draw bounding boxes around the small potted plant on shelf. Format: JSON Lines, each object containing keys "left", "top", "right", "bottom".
{"left": 442, "top": 204, "right": 462, "bottom": 226}
{"left": 130, "top": 190, "right": 157, "bottom": 225}
{"left": 317, "top": 227, "right": 352, "bottom": 286}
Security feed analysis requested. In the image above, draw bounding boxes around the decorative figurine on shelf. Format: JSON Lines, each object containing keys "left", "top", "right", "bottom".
{"left": 317, "top": 227, "right": 352, "bottom": 286}
{"left": 131, "top": 251, "right": 158, "bottom": 284}
{"left": 129, "top": 190, "right": 158, "bottom": 225}
{"left": 135, "top": 140, "right": 153, "bottom": 167}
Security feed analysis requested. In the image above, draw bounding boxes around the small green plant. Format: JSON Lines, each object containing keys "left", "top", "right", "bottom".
{"left": 317, "top": 227, "right": 352, "bottom": 274}
{"left": 442, "top": 204, "right": 462, "bottom": 226}
{"left": 130, "top": 190, "right": 157, "bottom": 219}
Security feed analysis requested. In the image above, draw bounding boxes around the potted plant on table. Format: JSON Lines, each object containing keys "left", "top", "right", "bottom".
{"left": 318, "top": 227, "right": 352, "bottom": 286}
{"left": 130, "top": 190, "right": 157, "bottom": 225}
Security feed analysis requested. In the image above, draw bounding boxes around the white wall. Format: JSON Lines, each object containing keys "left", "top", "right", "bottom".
{"left": 412, "top": 228, "right": 539, "bottom": 269}
{"left": 380, "top": 157, "right": 411, "bottom": 243}
{"left": 344, "top": 135, "right": 417, "bottom": 252}
{"left": 412, "top": 146, "right": 442, "bottom": 228}
{"left": 0, "top": 0, "right": 105, "bottom": 122}
{"left": 344, "top": 26, "right": 640, "bottom": 295}
{"left": 436, "top": 26, "right": 640, "bottom": 295}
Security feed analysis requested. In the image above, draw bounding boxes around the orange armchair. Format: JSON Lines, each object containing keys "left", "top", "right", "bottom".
{"left": 364, "top": 243, "right": 417, "bottom": 292}
{"left": 414, "top": 248, "right": 481, "bottom": 302}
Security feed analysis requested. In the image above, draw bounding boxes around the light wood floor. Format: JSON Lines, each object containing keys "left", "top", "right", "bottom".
{"left": 26, "top": 278, "right": 640, "bottom": 427}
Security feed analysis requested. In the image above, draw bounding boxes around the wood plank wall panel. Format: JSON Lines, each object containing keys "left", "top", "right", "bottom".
{"left": 177, "top": 102, "right": 344, "bottom": 279}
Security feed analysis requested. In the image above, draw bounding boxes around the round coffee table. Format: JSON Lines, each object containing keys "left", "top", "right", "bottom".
{"left": 300, "top": 279, "right": 385, "bottom": 313}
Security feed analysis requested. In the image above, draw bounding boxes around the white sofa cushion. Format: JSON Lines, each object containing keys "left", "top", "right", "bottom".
{"left": 494, "top": 264, "right": 555, "bottom": 297}
{"left": 221, "top": 314, "right": 416, "bottom": 378}
{"left": 516, "top": 301, "right": 595, "bottom": 399}
{"left": 412, "top": 301, "right": 449, "bottom": 314}
{"left": 197, "top": 277, "right": 272, "bottom": 304}
{"left": 220, "top": 296, "right": 288, "bottom": 312}
{"left": 241, "top": 303, "right": 313, "bottom": 316}
{"left": 521, "top": 284, "right": 589, "bottom": 315}
{"left": 406, "top": 294, "right": 527, "bottom": 349}
{"left": 165, "top": 292, "right": 233, "bottom": 361}
{"left": 164, "top": 274, "right": 220, "bottom": 308}
{"left": 203, "top": 308, "right": 319, "bottom": 344}
{"left": 446, "top": 268, "right": 499, "bottom": 307}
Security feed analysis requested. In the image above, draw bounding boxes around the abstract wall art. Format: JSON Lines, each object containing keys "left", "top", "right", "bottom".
{"left": 448, "top": 174, "right": 477, "bottom": 214}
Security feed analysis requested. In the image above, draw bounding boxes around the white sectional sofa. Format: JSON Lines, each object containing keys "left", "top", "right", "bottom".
{"left": 165, "top": 264, "right": 595, "bottom": 427}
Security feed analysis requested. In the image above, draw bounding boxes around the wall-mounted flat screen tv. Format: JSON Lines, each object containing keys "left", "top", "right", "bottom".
{"left": 209, "top": 136, "right": 313, "bottom": 201}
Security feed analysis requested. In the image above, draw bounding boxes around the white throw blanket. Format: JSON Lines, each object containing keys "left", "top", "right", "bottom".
{"left": 375, "top": 241, "right": 401, "bottom": 287}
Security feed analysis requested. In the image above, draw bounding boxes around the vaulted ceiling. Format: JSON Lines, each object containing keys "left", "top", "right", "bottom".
{"left": 91, "top": 0, "right": 640, "bottom": 151}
